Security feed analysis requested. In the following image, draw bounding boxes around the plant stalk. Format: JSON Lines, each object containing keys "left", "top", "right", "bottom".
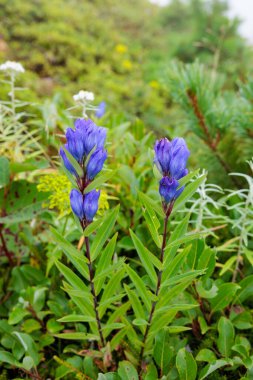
{"left": 138, "top": 202, "right": 173, "bottom": 372}
{"left": 84, "top": 236, "right": 106, "bottom": 347}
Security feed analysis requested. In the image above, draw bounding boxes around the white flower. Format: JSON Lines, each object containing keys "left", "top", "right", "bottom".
{"left": 73, "top": 90, "right": 95, "bottom": 102}
{"left": 0, "top": 60, "right": 25, "bottom": 73}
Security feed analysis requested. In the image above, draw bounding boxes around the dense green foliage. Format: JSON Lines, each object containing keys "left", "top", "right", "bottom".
{"left": 0, "top": 0, "right": 253, "bottom": 379}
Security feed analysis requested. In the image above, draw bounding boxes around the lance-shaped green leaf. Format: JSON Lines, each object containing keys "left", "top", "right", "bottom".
{"left": 210, "top": 283, "right": 240, "bottom": 314}
{"left": 163, "top": 244, "right": 192, "bottom": 281}
{"left": 99, "top": 268, "right": 125, "bottom": 317}
{"left": 154, "top": 329, "right": 172, "bottom": 375}
{"left": 176, "top": 348, "right": 197, "bottom": 380}
{"left": 55, "top": 332, "right": 99, "bottom": 340}
{"left": 94, "top": 233, "right": 118, "bottom": 294}
{"left": 0, "top": 157, "right": 10, "bottom": 187}
{"left": 172, "top": 173, "right": 206, "bottom": 214}
{"left": 124, "top": 264, "right": 151, "bottom": 311}
{"left": 139, "top": 191, "right": 162, "bottom": 247}
{"left": 217, "top": 317, "right": 234, "bottom": 357}
{"left": 55, "top": 261, "right": 88, "bottom": 293}
{"left": 91, "top": 206, "right": 119, "bottom": 261}
{"left": 138, "top": 191, "right": 163, "bottom": 218}
{"left": 130, "top": 230, "right": 159, "bottom": 287}
{"left": 163, "top": 232, "right": 206, "bottom": 258}
{"left": 118, "top": 361, "right": 139, "bottom": 380}
{"left": 199, "top": 360, "right": 231, "bottom": 380}
{"left": 62, "top": 146, "right": 83, "bottom": 177}
{"left": 124, "top": 284, "right": 146, "bottom": 334}
{"left": 164, "top": 214, "right": 190, "bottom": 263}
{"left": 51, "top": 227, "right": 88, "bottom": 280}
{"left": 84, "top": 169, "right": 116, "bottom": 193}
{"left": 57, "top": 315, "right": 96, "bottom": 323}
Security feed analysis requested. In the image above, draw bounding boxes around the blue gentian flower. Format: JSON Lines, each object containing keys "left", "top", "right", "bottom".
{"left": 86, "top": 148, "right": 107, "bottom": 180}
{"left": 60, "top": 118, "right": 107, "bottom": 227}
{"left": 159, "top": 177, "right": 179, "bottom": 203}
{"left": 83, "top": 190, "right": 100, "bottom": 222}
{"left": 154, "top": 137, "right": 190, "bottom": 204}
{"left": 60, "top": 147, "right": 77, "bottom": 176}
{"left": 95, "top": 101, "right": 106, "bottom": 118}
{"left": 60, "top": 118, "right": 107, "bottom": 180}
{"left": 70, "top": 189, "right": 85, "bottom": 219}
{"left": 75, "top": 119, "right": 106, "bottom": 154}
{"left": 154, "top": 137, "right": 190, "bottom": 180}
{"left": 66, "top": 128, "right": 85, "bottom": 162}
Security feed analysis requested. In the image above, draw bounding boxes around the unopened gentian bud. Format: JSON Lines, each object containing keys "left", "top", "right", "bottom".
{"left": 154, "top": 136, "right": 190, "bottom": 206}
{"left": 60, "top": 147, "right": 77, "bottom": 176}
{"left": 86, "top": 148, "right": 107, "bottom": 180}
{"left": 66, "top": 128, "right": 85, "bottom": 162}
{"left": 70, "top": 189, "right": 85, "bottom": 219}
{"left": 154, "top": 138, "right": 171, "bottom": 175}
{"left": 83, "top": 190, "right": 100, "bottom": 222}
{"left": 169, "top": 138, "right": 190, "bottom": 180}
{"left": 159, "top": 177, "right": 179, "bottom": 203}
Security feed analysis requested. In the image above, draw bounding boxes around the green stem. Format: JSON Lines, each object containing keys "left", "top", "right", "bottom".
{"left": 138, "top": 201, "right": 174, "bottom": 373}
{"left": 84, "top": 236, "right": 106, "bottom": 347}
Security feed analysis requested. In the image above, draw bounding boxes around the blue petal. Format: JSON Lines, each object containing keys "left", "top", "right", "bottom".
{"left": 59, "top": 147, "right": 77, "bottom": 176}
{"left": 70, "top": 189, "right": 85, "bottom": 219}
{"left": 154, "top": 138, "right": 171, "bottom": 175}
{"left": 159, "top": 176, "right": 179, "bottom": 203}
{"left": 83, "top": 190, "right": 100, "bottom": 222}
{"left": 86, "top": 148, "right": 107, "bottom": 180}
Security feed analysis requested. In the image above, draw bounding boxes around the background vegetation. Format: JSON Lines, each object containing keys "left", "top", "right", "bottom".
{"left": 0, "top": 0, "right": 252, "bottom": 379}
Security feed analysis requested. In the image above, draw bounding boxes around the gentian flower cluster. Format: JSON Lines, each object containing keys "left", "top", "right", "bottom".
{"left": 154, "top": 137, "right": 190, "bottom": 208}
{"left": 60, "top": 119, "right": 107, "bottom": 226}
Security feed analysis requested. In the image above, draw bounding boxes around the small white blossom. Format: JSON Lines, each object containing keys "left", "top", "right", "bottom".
{"left": 0, "top": 60, "right": 25, "bottom": 73}
{"left": 73, "top": 90, "right": 95, "bottom": 102}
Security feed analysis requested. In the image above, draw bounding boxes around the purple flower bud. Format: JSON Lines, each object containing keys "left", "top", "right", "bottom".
{"left": 154, "top": 138, "right": 171, "bottom": 175}
{"left": 66, "top": 128, "right": 85, "bottom": 162}
{"left": 86, "top": 148, "right": 107, "bottom": 180}
{"left": 83, "top": 190, "right": 100, "bottom": 222}
{"left": 159, "top": 177, "right": 179, "bottom": 203}
{"left": 70, "top": 189, "right": 85, "bottom": 219}
{"left": 169, "top": 138, "right": 190, "bottom": 180}
{"left": 95, "top": 101, "right": 106, "bottom": 118}
{"left": 60, "top": 147, "right": 77, "bottom": 176}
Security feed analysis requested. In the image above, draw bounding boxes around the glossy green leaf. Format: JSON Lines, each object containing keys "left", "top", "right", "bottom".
{"left": 55, "top": 333, "right": 99, "bottom": 340}
{"left": 176, "top": 348, "right": 197, "bottom": 380}
{"left": 118, "top": 361, "right": 138, "bottom": 380}
{"left": 124, "top": 264, "right": 151, "bottom": 311}
{"left": 196, "top": 349, "right": 216, "bottom": 363}
{"left": 51, "top": 227, "right": 88, "bottom": 280}
{"left": 91, "top": 206, "right": 119, "bottom": 261}
{"left": 0, "top": 157, "right": 10, "bottom": 187}
{"left": 95, "top": 233, "right": 118, "bottom": 294}
{"left": 173, "top": 174, "right": 206, "bottom": 213}
{"left": 199, "top": 359, "right": 231, "bottom": 380}
{"left": 57, "top": 315, "right": 96, "bottom": 323}
{"left": 217, "top": 317, "right": 234, "bottom": 357}
{"left": 210, "top": 283, "right": 240, "bottom": 313}
{"left": 130, "top": 229, "right": 158, "bottom": 286}
{"left": 84, "top": 169, "right": 116, "bottom": 193}
{"left": 154, "top": 329, "right": 172, "bottom": 375}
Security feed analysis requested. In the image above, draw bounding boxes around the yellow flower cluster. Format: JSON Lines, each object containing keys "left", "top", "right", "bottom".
{"left": 37, "top": 172, "right": 109, "bottom": 216}
{"left": 98, "top": 189, "right": 109, "bottom": 215}
{"left": 37, "top": 172, "right": 72, "bottom": 215}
